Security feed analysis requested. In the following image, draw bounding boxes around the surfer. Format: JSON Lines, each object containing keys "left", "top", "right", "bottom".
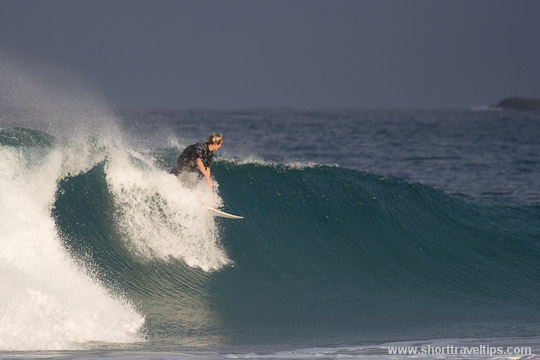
{"left": 170, "top": 132, "right": 223, "bottom": 189}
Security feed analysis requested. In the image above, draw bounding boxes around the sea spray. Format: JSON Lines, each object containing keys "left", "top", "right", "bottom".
{"left": 1, "top": 53, "right": 231, "bottom": 273}
{"left": 0, "top": 52, "right": 117, "bottom": 139}
{"left": 105, "top": 149, "right": 230, "bottom": 271}
{"left": 0, "top": 55, "right": 145, "bottom": 351}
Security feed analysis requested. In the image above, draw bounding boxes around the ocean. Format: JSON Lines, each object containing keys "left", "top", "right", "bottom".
{"left": 1, "top": 107, "right": 539, "bottom": 359}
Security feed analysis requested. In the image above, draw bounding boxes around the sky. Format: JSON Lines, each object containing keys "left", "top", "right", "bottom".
{"left": 1, "top": 0, "right": 540, "bottom": 109}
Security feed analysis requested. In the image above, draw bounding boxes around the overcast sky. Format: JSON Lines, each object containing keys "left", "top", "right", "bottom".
{"left": 1, "top": 0, "right": 539, "bottom": 109}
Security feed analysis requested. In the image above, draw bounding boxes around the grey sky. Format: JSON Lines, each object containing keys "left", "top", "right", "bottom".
{"left": 1, "top": 0, "right": 539, "bottom": 109}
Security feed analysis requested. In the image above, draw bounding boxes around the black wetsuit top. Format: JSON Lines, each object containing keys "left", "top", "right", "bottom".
{"left": 170, "top": 142, "right": 214, "bottom": 176}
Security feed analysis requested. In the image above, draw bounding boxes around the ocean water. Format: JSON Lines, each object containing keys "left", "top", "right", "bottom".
{"left": 1, "top": 106, "right": 540, "bottom": 360}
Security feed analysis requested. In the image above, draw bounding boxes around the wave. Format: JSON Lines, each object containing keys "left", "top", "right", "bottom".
{"left": 2, "top": 127, "right": 540, "bottom": 350}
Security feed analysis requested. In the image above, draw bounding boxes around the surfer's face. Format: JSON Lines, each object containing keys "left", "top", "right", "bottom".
{"left": 209, "top": 142, "right": 222, "bottom": 151}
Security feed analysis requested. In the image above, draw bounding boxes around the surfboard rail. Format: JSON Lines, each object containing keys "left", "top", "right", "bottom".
{"left": 203, "top": 204, "right": 244, "bottom": 219}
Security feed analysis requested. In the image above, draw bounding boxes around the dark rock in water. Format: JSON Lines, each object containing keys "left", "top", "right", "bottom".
{"left": 496, "top": 97, "right": 540, "bottom": 111}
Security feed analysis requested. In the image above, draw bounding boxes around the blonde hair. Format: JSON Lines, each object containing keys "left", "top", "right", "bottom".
{"left": 206, "top": 132, "right": 223, "bottom": 145}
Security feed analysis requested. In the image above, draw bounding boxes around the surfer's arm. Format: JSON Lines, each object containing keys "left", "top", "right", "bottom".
{"left": 207, "top": 167, "right": 212, "bottom": 189}
{"left": 196, "top": 158, "right": 212, "bottom": 189}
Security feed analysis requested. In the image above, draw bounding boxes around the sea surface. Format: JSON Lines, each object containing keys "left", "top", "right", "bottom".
{"left": 1, "top": 107, "right": 539, "bottom": 359}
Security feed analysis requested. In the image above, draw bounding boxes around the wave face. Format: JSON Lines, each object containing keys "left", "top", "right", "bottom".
{"left": 206, "top": 161, "right": 540, "bottom": 347}
{"left": 2, "top": 126, "right": 540, "bottom": 351}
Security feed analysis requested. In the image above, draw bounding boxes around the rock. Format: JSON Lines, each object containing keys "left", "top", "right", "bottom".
{"left": 495, "top": 97, "right": 540, "bottom": 111}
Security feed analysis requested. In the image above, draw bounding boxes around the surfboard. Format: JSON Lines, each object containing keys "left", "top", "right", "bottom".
{"left": 204, "top": 205, "right": 244, "bottom": 219}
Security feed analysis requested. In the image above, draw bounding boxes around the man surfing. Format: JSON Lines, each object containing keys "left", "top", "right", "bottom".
{"left": 170, "top": 132, "right": 223, "bottom": 189}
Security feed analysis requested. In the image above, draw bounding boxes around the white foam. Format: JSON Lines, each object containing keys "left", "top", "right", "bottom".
{"left": 105, "top": 149, "right": 231, "bottom": 272}
{"left": 0, "top": 145, "right": 144, "bottom": 351}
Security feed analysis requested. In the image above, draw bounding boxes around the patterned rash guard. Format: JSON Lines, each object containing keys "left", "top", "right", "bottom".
{"left": 170, "top": 142, "right": 214, "bottom": 176}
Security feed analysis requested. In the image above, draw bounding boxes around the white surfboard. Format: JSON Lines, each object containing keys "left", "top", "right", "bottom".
{"left": 204, "top": 205, "right": 244, "bottom": 219}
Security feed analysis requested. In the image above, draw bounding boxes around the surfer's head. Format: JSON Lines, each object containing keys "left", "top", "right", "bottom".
{"left": 207, "top": 132, "right": 223, "bottom": 151}
{"left": 206, "top": 132, "right": 223, "bottom": 145}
